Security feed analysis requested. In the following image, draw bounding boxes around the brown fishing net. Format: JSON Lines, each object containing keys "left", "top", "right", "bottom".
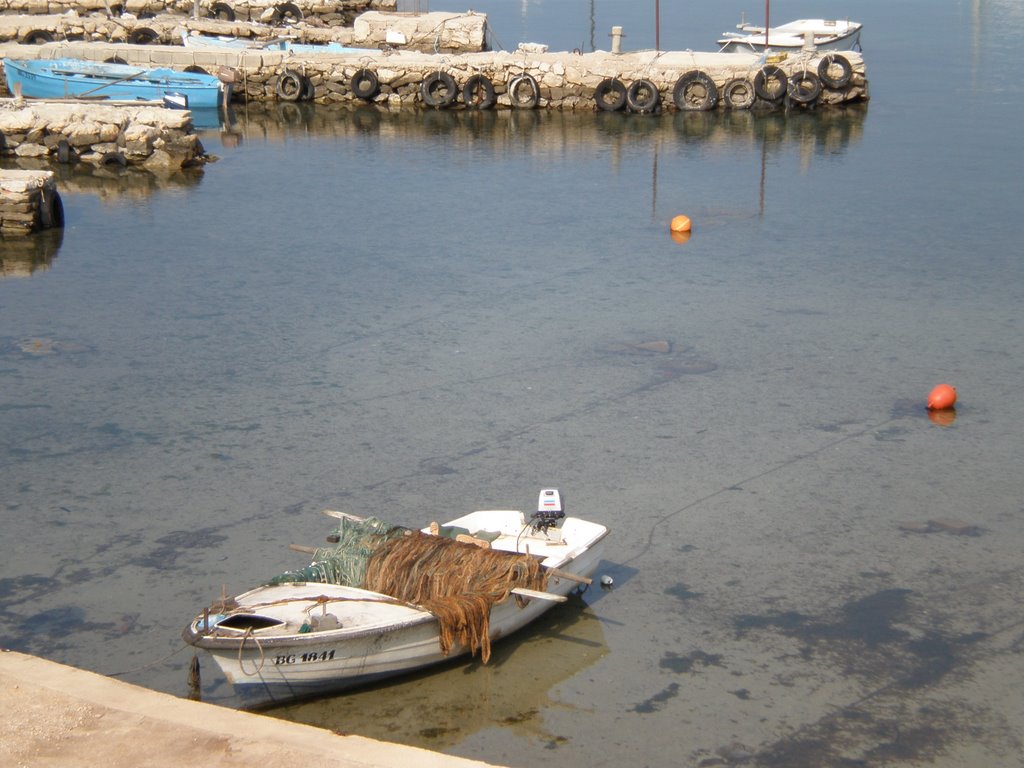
{"left": 363, "top": 531, "right": 549, "bottom": 662}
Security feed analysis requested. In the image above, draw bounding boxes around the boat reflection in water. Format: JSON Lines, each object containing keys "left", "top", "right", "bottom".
{"left": 264, "top": 593, "right": 608, "bottom": 751}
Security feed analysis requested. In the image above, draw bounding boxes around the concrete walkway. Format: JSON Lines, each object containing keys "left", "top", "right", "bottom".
{"left": 0, "top": 650, "right": 501, "bottom": 768}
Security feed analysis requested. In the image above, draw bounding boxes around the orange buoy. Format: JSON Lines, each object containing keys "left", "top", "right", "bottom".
{"left": 670, "top": 230, "right": 691, "bottom": 245}
{"left": 670, "top": 215, "right": 692, "bottom": 233}
{"left": 926, "top": 383, "right": 957, "bottom": 410}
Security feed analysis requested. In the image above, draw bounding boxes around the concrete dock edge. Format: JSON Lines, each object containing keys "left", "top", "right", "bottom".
{"left": 0, "top": 650, "right": 502, "bottom": 767}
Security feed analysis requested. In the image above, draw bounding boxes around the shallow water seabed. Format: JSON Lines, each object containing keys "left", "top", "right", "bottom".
{"left": 3, "top": 1, "right": 1024, "bottom": 766}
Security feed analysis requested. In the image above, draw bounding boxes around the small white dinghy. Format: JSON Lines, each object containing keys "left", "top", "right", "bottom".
{"left": 183, "top": 489, "right": 609, "bottom": 699}
{"left": 718, "top": 18, "right": 862, "bottom": 53}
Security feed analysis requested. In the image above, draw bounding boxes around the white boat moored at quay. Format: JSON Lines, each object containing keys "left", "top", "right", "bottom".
{"left": 718, "top": 17, "right": 863, "bottom": 53}
{"left": 183, "top": 489, "right": 609, "bottom": 699}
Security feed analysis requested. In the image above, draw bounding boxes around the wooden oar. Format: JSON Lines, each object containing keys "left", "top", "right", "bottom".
{"left": 75, "top": 70, "right": 152, "bottom": 99}
{"left": 287, "top": 545, "right": 567, "bottom": 602}
{"left": 297, "top": 535, "right": 592, "bottom": 585}
{"left": 322, "top": 509, "right": 366, "bottom": 522}
{"left": 543, "top": 566, "right": 592, "bottom": 585}
{"left": 511, "top": 587, "right": 567, "bottom": 602}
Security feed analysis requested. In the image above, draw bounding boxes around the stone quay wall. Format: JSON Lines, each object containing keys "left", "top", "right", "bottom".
{"left": 0, "top": 169, "right": 62, "bottom": 234}
{"left": 0, "top": 10, "right": 488, "bottom": 52}
{"left": 0, "top": 99, "right": 208, "bottom": 169}
{"left": 260, "top": 48, "right": 868, "bottom": 111}
{"left": 0, "top": 41, "right": 868, "bottom": 112}
{"left": 0, "top": 0, "right": 394, "bottom": 26}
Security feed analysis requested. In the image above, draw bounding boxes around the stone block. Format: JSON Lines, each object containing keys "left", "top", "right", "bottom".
{"left": 14, "top": 143, "right": 48, "bottom": 157}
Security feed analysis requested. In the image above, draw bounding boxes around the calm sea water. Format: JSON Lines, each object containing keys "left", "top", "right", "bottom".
{"left": 3, "top": 1, "right": 1024, "bottom": 766}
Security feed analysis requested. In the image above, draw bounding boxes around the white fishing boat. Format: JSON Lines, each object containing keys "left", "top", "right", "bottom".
{"left": 183, "top": 489, "right": 609, "bottom": 698}
{"left": 180, "top": 30, "right": 366, "bottom": 54}
{"left": 718, "top": 18, "right": 862, "bottom": 53}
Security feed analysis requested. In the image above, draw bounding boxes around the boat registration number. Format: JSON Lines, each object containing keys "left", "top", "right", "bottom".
{"left": 274, "top": 650, "right": 336, "bottom": 665}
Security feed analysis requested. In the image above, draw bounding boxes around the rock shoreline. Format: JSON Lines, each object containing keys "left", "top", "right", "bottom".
{"left": 0, "top": 98, "right": 208, "bottom": 168}
{"left": 0, "top": 168, "right": 63, "bottom": 235}
{"left": 0, "top": 0, "right": 394, "bottom": 26}
{"left": 0, "top": 8, "right": 486, "bottom": 53}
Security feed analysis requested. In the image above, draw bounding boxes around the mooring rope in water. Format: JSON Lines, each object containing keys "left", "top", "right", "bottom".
{"left": 106, "top": 642, "right": 191, "bottom": 677}
{"left": 622, "top": 415, "right": 900, "bottom": 567}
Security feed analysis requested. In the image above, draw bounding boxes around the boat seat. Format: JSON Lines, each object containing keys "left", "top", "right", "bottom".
{"left": 428, "top": 522, "right": 501, "bottom": 545}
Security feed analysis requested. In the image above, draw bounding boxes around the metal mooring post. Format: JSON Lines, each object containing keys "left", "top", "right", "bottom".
{"left": 655, "top": 0, "right": 660, "bottom": 50}
{"left": 610, "top": 25, "right": 624, "bottom": 54}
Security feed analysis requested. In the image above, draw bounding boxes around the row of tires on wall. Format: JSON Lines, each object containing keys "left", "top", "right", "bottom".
{"left": 273, "top": 67, "right": 543, "bottom": 109}
{"left": 273, "top": 55, "right": 851, "bottom": 110}
{"left": 206, "top": 1, "right": 304, "bottom": 23}
{"left": 18, "top": 3, "right": 303, "bottom": 43}
{"left": 276, "top": 58, "right": 851, "bottom": 110}
{"left": 597, "top": 54, "right": 854, "bottom": 113}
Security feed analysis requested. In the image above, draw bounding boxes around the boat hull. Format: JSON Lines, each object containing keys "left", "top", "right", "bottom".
{"left": 182, "top": 33, "right": 365, "bottom": 54}
{"left": 3, "top": 58, "right": 224, "bottom": 109}
{"left": 185, "top": 511, "right": 608, "bottom": 697}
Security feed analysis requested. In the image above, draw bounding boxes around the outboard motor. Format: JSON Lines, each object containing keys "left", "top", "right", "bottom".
{"left": 163, "top": 92, "right": 189, "bottom": 110}
{"left": 530, "top": 488, "right": 565, "bottom": 534}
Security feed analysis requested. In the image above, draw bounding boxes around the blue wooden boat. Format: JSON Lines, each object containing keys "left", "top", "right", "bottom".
{"left": 2, "top": 58, "right": 224, "bottom": 109}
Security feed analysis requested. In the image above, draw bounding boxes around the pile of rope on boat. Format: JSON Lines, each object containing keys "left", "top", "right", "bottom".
{"left": 266, "top": 516, "right": 548, "bottom": 662}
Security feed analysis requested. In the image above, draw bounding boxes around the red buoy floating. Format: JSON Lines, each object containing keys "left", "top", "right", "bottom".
{"left": 926, "top": 383, "right": 957, "bottom": 410}
{"left": 670, "top": 215, "right": 692, "bottom": 233}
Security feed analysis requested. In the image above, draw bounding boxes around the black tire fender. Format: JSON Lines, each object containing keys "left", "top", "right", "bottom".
{"left": 39, "top": 190, "right": 64, "bottom": 229}
{"left": 184, "top": 65, "right": 209, "bottom": 75}
{"left": 817, "top": 53, "right": 852, "bottom": 89}
{"left": 672, "top": 71, "right": 718, "bottom": 111}
{"left": 209, "top": 1, "right": 235, "bottom": 21}
{"left": 275, "top": 2, "right": 302, "bottom": 22}
{"left": 594, "top": 78, "right": 627, "bottom": 111}
{"left": 507, "top": 73, "right": 540, "bottom": 109}
{"left": 462, "top": 74, "right": 496, "bottom": 109}
{"left": 56, "top": 139, "right": 74, "bottom": 164}
{"left": 301, "top": 75, "right": 316, "bottom": 101}
{"left": 100, "top": 152, "right": 127, "bottom": 167}
{"left": 22, "top": 29, "right": 55, "bottom": 44}
{"left": 128, "top": 27, "right": 159, "bottom": 45}
{"left": 350, "top": 68, "right": 380, "bottom": 100}
{"left": 104, "top": 56, "right": 128, "bottom": 65}
{"left": 275, "top": 69, "right": 306, "bottom": 102}
{"left": 723, "top": 78, "right": 755, "bottom": 109}
{"left": 753, "top": 65, "right": 787, "bottom": 102}
{"left": 626, "top": 78, "right": 660, "bottom": 113}
{"left": 788, "top": 70, "right": 822, "bottom": 104}
{"left": 421, "top": 71, "right": 458, "bottom": 108}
